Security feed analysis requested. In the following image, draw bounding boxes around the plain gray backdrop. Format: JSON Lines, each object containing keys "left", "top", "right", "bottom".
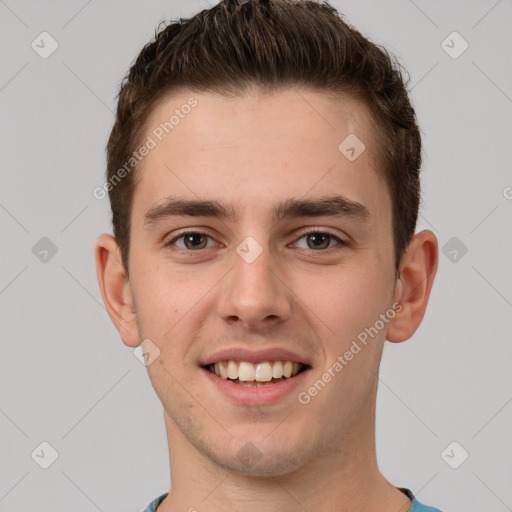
{"left": 1, "top": 1, "right": 511, "bottom": 511}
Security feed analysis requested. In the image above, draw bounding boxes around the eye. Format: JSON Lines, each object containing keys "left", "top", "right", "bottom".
{"left": 165, "top": 231, "right": 216, "bottom": 251}
{"left": 163, "top": 229, "right": 349, "bottom": 254}
{"left": 293, "top": 230, "right": 348, "bottom": 251}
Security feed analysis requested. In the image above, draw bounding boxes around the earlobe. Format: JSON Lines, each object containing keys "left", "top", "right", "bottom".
{"left": 94, "top": 233, "right": 140, "bottom": 347}
{"left": 386, "top": 230, "right": 439, "bottom": 343}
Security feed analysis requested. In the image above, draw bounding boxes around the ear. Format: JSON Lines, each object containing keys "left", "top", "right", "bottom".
{"left": 94, "top": 233, "right": 140, "bottom": 347}
{"left": 386, "top": 229, "right": 438, "bottom": 343}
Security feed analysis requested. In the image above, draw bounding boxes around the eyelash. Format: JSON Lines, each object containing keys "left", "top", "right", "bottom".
{"left": 164, "top": 229, "right": 349, "bottom": 254}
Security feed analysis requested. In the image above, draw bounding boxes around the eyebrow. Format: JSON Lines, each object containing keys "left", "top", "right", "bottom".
{"left": 143, "top": 195, "right": 371, "bottom": 228}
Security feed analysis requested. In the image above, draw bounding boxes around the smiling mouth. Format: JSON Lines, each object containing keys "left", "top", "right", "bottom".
{"left": 203, "top": 360, "right": 310, "bottom": 386}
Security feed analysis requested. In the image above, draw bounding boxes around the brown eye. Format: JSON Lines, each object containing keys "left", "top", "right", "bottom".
{"left": 306, "top": 233, "right": 332, "bottom": 250}
{"left": 294, "top": 230, "right": 347, "bottom": 251}
{"left": 182, "top": 233, "right": 208, "bottom": 250}
{"left": 165, "top": 232, "right": 214, "bottom": 251}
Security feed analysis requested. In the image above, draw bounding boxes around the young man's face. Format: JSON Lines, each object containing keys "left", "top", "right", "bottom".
{"left": 113, "top": 89, "right": 406, "bottom": 475}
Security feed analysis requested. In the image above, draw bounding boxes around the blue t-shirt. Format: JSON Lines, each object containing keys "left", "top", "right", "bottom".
{"left": 141, "top": 487, "right": 443, "bottom": 511}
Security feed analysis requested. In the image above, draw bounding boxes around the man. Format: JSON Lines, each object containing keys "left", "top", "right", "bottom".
{"left": 95, "top": 1, "right": 440, "bottom": 510}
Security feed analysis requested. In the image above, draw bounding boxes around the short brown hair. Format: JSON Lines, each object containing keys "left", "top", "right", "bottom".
{"left": 105, "top": 0, "right": 422, "bottom": 276}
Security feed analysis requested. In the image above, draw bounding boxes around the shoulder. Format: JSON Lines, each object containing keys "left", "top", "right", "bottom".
{"left": 140, "top": 492, "right": 169, "bottom": 512}
{"left": 399, "top": 488, "right": 444, "bottom": 512}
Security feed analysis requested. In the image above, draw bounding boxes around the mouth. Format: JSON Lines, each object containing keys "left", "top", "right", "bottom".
{"left": 202, "top": 360, "right": 311, "bottom": 386}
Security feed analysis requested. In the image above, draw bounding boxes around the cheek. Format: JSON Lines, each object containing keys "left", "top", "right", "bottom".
{"left": 298, "top": 263, "right": 388, "bottom": 343}
{"left": 130, "top": 264, "right": 216, "bottom": 355}
{"left": 130, "top": 265, "right": 182, "bottom": 345}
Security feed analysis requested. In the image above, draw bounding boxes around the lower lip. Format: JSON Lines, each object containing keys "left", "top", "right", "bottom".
{"left": 200, "top": 366, "right": 311, "bottom": 406}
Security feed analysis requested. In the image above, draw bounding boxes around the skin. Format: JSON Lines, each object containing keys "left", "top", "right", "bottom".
{"left": 95, "top": 88, "right": 438, "bottom": 512}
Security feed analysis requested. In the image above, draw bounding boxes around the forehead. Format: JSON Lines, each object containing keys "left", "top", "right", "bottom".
{"left": 133, "top": 88, "right": 389, "bottom": 228}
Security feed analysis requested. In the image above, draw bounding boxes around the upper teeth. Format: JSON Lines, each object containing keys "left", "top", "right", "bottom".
{"left": 210, "top": 361, "right": 302, "bottom": 381}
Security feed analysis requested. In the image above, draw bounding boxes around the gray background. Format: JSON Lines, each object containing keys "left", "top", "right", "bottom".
{"left": 1, "top": 1, "right": 511, "bottom": 511}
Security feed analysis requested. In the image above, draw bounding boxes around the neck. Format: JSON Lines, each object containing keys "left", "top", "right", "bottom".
{"left": 156, "top": 390, "right": 411, "bottom": 512}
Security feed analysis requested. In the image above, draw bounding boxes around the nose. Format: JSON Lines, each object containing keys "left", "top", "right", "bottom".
{"left": 216, "top": 241, "right": 293, "bottom": 331}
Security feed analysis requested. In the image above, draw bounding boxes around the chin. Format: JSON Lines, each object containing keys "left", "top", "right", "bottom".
{"left": 214, "top": 451, "right": 306, "bottom": 477}
{"left": 203, "top": 436, "right": 312, "bottom": 477}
